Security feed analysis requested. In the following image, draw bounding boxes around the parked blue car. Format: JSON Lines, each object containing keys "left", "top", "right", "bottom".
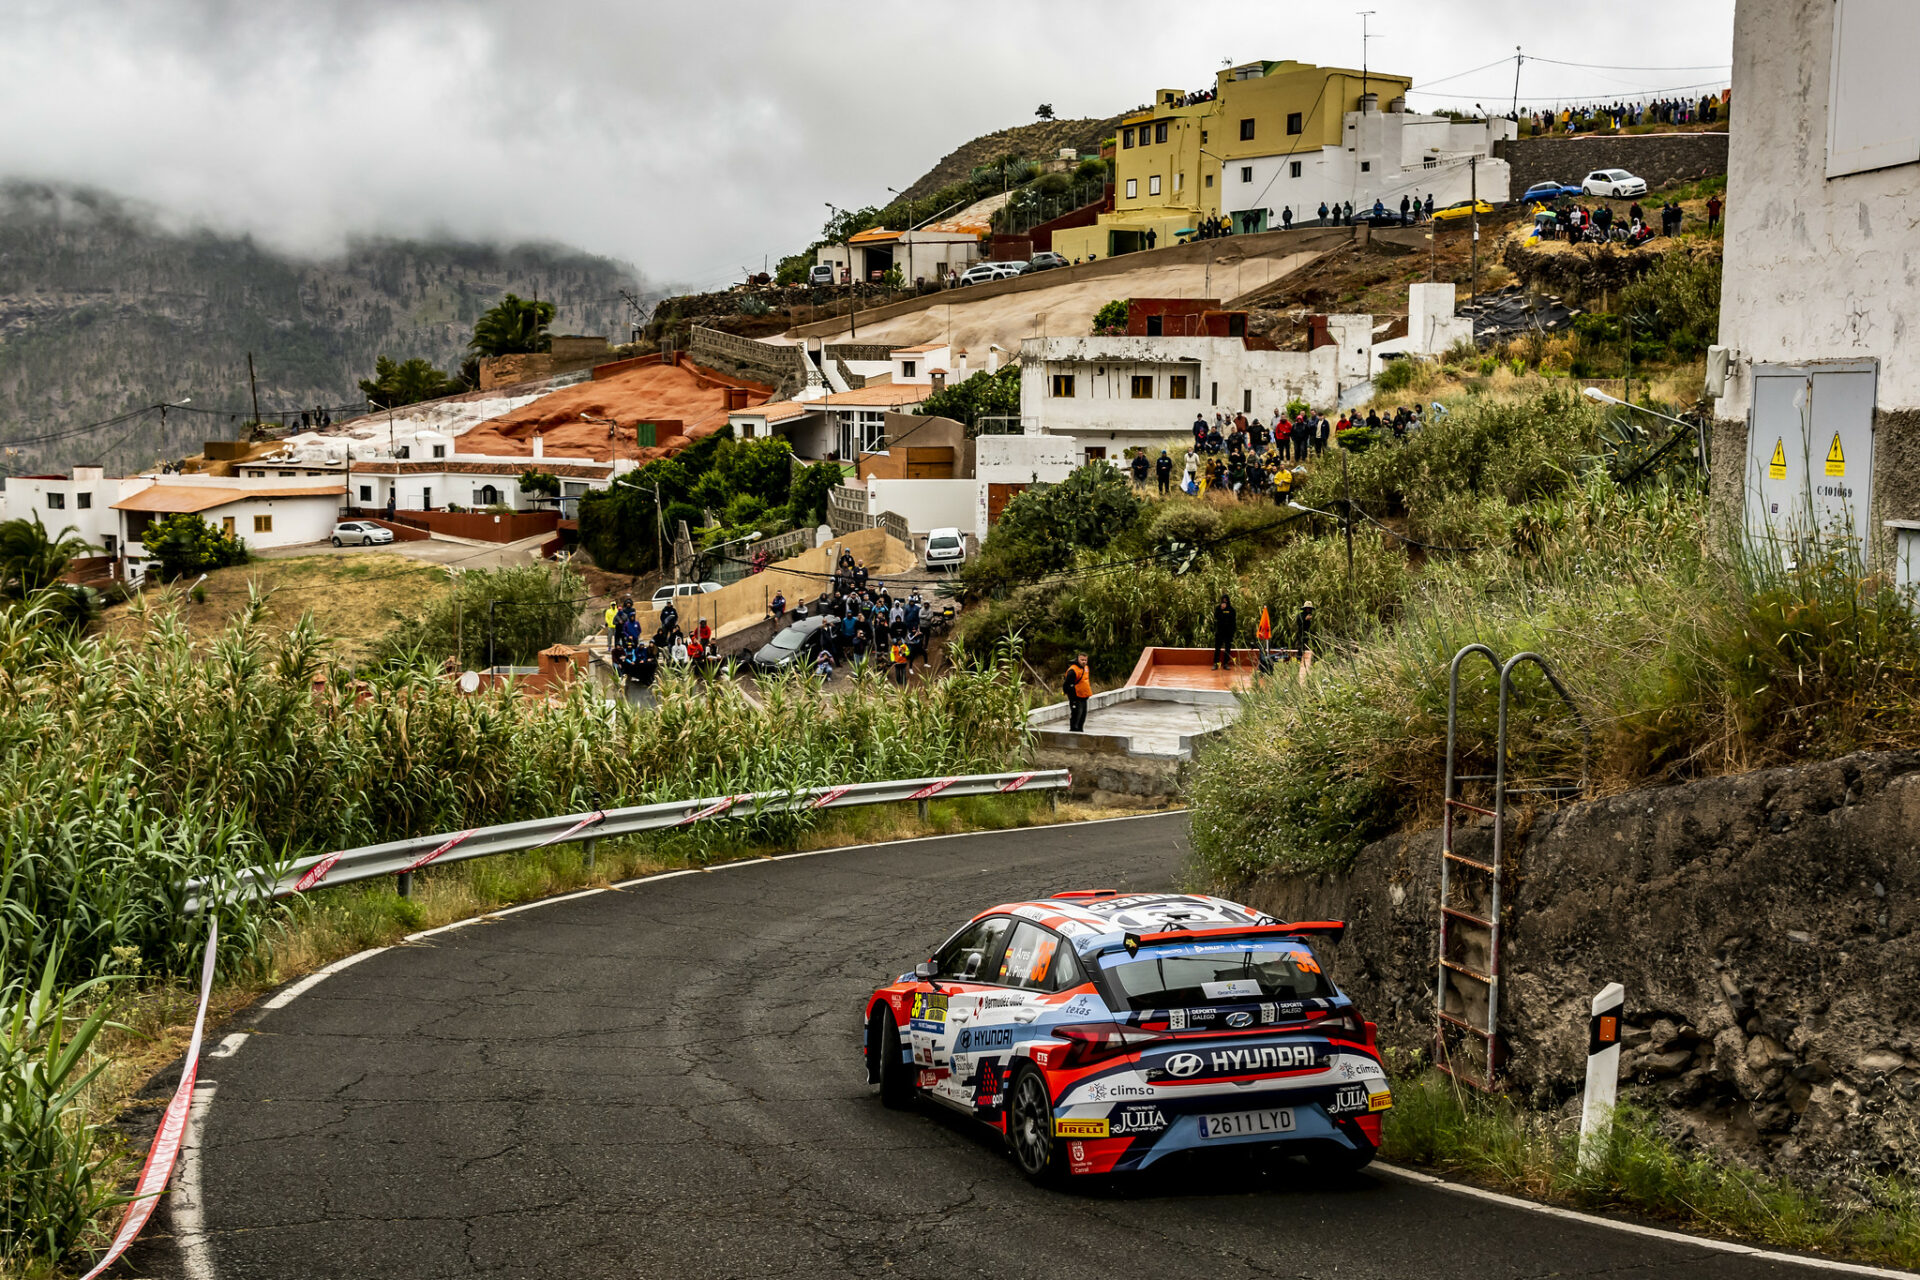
{"left": 1522, "top": 181, "right": 1581, "bottom": 204}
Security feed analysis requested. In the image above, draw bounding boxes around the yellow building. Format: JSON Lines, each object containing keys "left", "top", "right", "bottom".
{"left": 1053, "top": 60, "right": 1414, "bottom": 261}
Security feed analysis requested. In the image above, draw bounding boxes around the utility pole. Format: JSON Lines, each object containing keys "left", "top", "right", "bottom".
{"left": 1357, "top": 11, "right": 1376, "bottom": 107}
{"left": 1468, "top": 155, "right": 1480, "bottom": 302}
{"left": 1341, "top": 447, "right": 1355, "bottom": 586}
{"left": 246, "top": 352, "right": 262, "bottom": 432}
{"left": 654, "top": 481, "right": 666, "bottom": 574}
{"left": 1512, "top": 47, "right": 1524, "bottom": 118}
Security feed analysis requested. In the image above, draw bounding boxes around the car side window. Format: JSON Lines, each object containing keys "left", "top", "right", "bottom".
{"left": 937, "top": 917, "right": 1011, "bottom": 980}
{"left": 1046, "top": 943, "right": 1085, "bottom": 993}
{"left": 998, "top": 922, "right": 1064, "bottom": 991}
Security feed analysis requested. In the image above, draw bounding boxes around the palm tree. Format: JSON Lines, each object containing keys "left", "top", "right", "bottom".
{"left": 0, "top": 514, "right": 93, "bottom": 598}
{"left": 468, "top": 293, "right": 556, "bottom": 358}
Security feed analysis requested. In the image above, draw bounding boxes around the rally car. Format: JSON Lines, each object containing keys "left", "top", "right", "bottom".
{"left": 861, "top": 891, "right": 1390, "bottom": 1183}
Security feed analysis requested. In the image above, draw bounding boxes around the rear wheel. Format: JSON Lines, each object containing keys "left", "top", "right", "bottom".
{"left": 331, "top": 537, "right": 342, "bottom": 547}
{"left": 1007, "top": 1065, "right": 1066, "bottom": 1184}
{"left": 1309, "top": 1133, "right": 1377, "bottom": 1175}
{"left": 872, "top": 1010, "right": 914, "bottom": 1109}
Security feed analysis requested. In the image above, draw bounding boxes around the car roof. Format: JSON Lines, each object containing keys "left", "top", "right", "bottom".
{"left": 963, "top": 891, "right": 1329, "bottom": 953}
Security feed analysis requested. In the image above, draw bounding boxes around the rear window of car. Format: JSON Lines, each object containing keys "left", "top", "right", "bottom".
{"left": 929, "top": 536, "right": 960, "bottom": 550}
{"left": 1099, "top": 939, "right": 1332, "bottom": 1010}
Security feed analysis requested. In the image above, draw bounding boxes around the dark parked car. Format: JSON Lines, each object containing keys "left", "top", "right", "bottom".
{"left": 752, "top": 615, "right": 838, "bottom": 671}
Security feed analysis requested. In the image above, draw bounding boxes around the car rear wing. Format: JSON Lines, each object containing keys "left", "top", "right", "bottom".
{"left": 1110, "top": 920, "right": 1347, "bottom": 957}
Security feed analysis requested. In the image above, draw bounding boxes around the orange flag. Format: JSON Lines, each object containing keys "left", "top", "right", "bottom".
{"left": 1256, "top": 606, "right": 1272, "bottom": 641}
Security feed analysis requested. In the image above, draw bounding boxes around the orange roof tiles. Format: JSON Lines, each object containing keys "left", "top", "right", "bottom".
{"left": 735, "top": 400, "right": 817, "bottom": 423}
{"left": 848, "top": 228, "right": 902, "bottom": 244}
{"left": 819, "top": 385, "right": 931, "bottom": 408}
{"left": 112, "top": 483, "right": 344, "bottom": 513}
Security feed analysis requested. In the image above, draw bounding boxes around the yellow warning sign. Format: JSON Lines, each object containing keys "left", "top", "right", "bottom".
{"left": 1768, "top": 438, "right": 1787, "bottom": 480}
{"left": 1825, "top": 432, "right": 1846, "bottom": 477}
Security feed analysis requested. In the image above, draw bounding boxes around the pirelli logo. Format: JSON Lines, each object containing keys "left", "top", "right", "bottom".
{"left": 1054, "top": 1118, "right": 1110, "bottom": 1138}
{"left": 1367, "top": 1089, "right": 1392, "bottom": 1112}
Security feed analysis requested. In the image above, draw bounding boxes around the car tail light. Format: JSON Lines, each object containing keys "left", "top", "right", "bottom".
{"left": 1321, "top": 1010, "right": 1367, "bottom": 1041}
{"left": 1044, "top": 1023, "right": 1165, "bottom": 1070}
{"left": 1364, "top": 1021, "right": 1378, "bottom": 1051}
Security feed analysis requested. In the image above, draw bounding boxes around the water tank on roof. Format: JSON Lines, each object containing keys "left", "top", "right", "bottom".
{"left": 1388, "top": 96, "right": 1407, "bottom": 113}
{"left": 1359, "top": 93, "right": 1379, "bottom": 113}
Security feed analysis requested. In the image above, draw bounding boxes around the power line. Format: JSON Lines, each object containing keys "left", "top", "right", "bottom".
{"left": 1525, "top": 56, "right": 1731, "bottom": 72}
{"left": 1409, "top": 80, "right": 1730, "bottom": 102}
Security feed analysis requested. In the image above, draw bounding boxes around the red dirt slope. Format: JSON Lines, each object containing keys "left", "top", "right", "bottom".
{"left": 458, "top": 359, "right": 772, "bottom": 462}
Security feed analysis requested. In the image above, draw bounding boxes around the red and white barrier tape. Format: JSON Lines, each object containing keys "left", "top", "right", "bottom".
{"left": 674, "top": 795, "right": 753, "bottom": 827}
{"left": 401, "top": 828, "right": 477, "bottom": 874}
{"left": 81, "top": 919, "right": 219, "bottom": 1280}
{"left": 808, "top": 785, "right": 852, "bottom": 809}
{"left": 907, "top": 777, "right": 958, "bottom": 802}
{"left": 996, "top": 771, "right": 1037, "bottom": 792}
{"left": 291, "top": 852, "right": 341, "bottom": 894}
{"left": 529, "top": 811, "right": 606, "bottom": 849}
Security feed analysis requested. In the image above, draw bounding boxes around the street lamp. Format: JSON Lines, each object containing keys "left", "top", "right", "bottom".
{"left": 1582, "top": 386, "right": 1709, "bottom": 484}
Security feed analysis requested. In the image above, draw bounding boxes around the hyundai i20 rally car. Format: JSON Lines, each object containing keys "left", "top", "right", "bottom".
{"left": 862, "top": 891, "right": 1391, "bottom": 1183}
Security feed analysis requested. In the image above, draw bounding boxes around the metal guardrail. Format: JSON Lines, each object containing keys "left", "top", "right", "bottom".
{"left": 185, "top": 770, "right": 1069, "bottom": 915}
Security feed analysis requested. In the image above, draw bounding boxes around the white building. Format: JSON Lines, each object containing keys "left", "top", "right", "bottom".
{"left": 1018, "top": 316, "right": 1372, "bottom": 458}
{"left": 112, "top": 476, "right": 347, "bottom": 585}
{"left": 347, "top": 441, "right": 617, "bottom": 517}
{"left": 1370, "top": 283, "right": 1475, "bottom": 373}
{"left": 817, "top": 213, "right": 992, "bottom": 284}
{"left": 1227, "top": 109, "right": 1513, "bottom": 229}
{"left": 1, "top": 467, "right": 154, "bottom": 562}
{"left": 1711, "top": 0, "right": 1920, "bottom": 578}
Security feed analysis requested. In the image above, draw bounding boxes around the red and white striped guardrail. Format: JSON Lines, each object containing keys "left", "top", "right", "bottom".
{"left": 186, "top": 770, "right": 1071, "bottom": 914}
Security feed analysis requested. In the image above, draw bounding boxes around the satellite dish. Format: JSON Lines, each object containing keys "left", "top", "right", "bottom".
{"left": 458, "top": 670, "right": 481, "bottom": 694}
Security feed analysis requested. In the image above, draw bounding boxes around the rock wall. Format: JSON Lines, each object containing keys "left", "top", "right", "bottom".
{"left": 1234, "top": 751, "right": 1920, "bottom": 1176}
{"left": 1494, "top": 131, "right": 1727, "bottom": 197}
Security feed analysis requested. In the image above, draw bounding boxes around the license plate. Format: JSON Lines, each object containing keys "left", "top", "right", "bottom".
{"left": 1197, "top": 1107, "right": 1296, "bottom": 1139}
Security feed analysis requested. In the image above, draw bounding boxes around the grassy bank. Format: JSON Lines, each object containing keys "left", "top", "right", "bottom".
{"left": 1384, "top": 1072, "right": 1920, "bottom": 1269}
{"left": 0, "top": 594, "right": 1034, "bottom": 1273}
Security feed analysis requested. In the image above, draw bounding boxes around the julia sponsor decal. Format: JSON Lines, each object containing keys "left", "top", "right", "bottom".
{"left": 1055, "top": 1117, "right": 1110, "bottom": 1138}
{"left": 1109, "top": 1105, "right": 1169, "bottom": 1136}
{"left": 1151, "top": 1043, "right": 1324, "bottom": 1080}
{"left": 909, "top": 990, "right": 948, "bottom": 1032}
{"left": 956, "top": 1026, "right": 1015, "bottom": 1053}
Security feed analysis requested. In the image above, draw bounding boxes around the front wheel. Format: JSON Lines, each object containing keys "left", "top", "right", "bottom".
{"left": 1007, "top": 1065, "right": 1066, "bottom": 1184}
{"left": 872, "top": 1009, "right": 914, "bottom": 1109}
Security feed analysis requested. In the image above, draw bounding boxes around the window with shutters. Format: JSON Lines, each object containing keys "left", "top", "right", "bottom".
{"left": 1169, "top": 374, "right": 1189, "bottom": 399}
{"left": 254, "top": 514, "right": 273, "bottom": 533}
{"left": 1149, "top": 175, "right": 1161, "bottom": 196}
{"left": 1050, "top": 374, "right": 1075, "bottom": 397}
{"left": 1131, "top": 376, "right": 1155, "bottom": 399}
{"left": 1126, "top": 178, "right": 1137, "bottom": 199}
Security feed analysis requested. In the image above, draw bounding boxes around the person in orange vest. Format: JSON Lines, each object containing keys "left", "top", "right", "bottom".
{"left": 1064, "top": 652, "right": 1092, "bottom": 732}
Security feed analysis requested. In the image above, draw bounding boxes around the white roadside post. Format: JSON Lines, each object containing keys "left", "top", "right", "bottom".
{"left": 1578, "top": 982, "right": 1625, "bottom": 1169}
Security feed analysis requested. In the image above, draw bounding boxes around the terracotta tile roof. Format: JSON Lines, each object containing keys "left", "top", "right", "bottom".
{"left": 350, "top": 459, "right": 611, "bottom": 479}
{"left": 112, "top": 483, "right": 344, "bottom": 513}
{"left": 848, "top": 228, "right": 902, "bottom": 244}
{"left": 819, "top": 385, "right": 931, "bottom": 408}
{"left": 732, "top": 400, "right": 817, "bottom": 423}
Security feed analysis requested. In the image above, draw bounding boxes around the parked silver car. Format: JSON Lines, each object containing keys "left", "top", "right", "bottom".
{"left": 331, "top": 521, "right": 394, "bottom": 547}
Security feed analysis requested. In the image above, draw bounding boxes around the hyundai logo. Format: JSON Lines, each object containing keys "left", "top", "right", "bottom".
{"left": 1165, "top": 1052, "right": 1205, "bottom": 1078}
{"left": 1225, "top": 1011, "right": 1253, "bottom": 1028}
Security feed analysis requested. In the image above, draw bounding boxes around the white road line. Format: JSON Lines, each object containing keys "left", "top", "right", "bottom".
{"left": 259, "top": 947, "right": 386, "bottom": 1010}
{"left": 205, "top": 1032, "right": 248, "bottom": 1060}
{"left": 1373, "top": 1163, "right": 1917, "bottom": 1278}
{"left": 172, "top": 1082, "right": 218, "bottom": 1280}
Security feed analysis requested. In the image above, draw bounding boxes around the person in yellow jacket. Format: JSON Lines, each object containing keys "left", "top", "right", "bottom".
{"left": 890, "top": 639, "right": 912, "bottom": 684}
{"left": 1065, "top": 652, "right": 1092, "bottom": 732}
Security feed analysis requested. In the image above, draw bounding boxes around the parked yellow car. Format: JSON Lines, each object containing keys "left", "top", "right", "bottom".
{"left": 1431, "top": 198, "right": 1495, "bottom": 224}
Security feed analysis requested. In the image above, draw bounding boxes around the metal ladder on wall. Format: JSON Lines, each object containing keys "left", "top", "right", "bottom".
{"left": 1436, "top": 645, "right": 1590, "bottom": 1089}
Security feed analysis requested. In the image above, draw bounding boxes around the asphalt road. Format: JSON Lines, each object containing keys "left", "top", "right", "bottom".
{"left": 147, "top": 814, "right": 1859, "bottom": 1280}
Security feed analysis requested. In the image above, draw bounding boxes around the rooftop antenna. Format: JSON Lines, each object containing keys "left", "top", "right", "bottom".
{"left": 1357, "top": 10, "right": 1377, "bottom": 107}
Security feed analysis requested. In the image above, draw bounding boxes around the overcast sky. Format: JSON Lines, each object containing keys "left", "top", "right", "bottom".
{"left": 1, "top": 0, "right": 1734, "bottom": 290}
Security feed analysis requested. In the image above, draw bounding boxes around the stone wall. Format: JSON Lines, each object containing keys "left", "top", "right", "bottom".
{"left": 688, "top": 325, "right": 808, "bottom": 396}
{"left": 1234, "top": 751, "right": 1920, "bottom": 1178}
{"left": 1494, "top": 131, "right": 1727, "bottom": 197}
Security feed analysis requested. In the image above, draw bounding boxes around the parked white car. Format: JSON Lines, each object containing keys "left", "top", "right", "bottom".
{"left": 923, "top": 527, "right": 966, "bottom": 570}
{"left": 331, "top": 520, "right": 394, "bottom": 547}
{"left": 1581, "top": 169, "right": 1648, "bottom": 198}
{"left": 957, "top": 262, "right": 1023, "bottom": 286}
{"left": 650, "top": 581, "right": 723, "bottom": 606}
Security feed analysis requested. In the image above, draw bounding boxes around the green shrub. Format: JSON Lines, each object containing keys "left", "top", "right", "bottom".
{"left": 1618, "top": 246, "right": 1722, "bottom": 356}
{"left": 142, "top": 512, "right": 248, "bottom": 582}
{"left": 404, "top": 562, "right": 586, "bottom": 669}
{"left": 1375, "top": 359, "right": 1416, "bottom": 392}
{"left": 1091, "top": 299, "right": 1129, "bottom": 336}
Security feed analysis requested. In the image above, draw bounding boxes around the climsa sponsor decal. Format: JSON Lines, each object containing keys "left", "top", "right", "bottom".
{"left": 955, "top": 1026, "right": 1016, "bottom": 1053}
{"left": 908, "top": 990, "right": 947, "bottom": 1032}
{"left": 1083, "top": 1079, "right": 1156, "bottom": 1102}
{"left": 1108, "top": 1105, "right": 1170, "bottom": 1136}
{"left": 1055, "top": 1117, "right": 1110, "bottom": 1138}
{"left": 1149, "top": 1042, "right": 1326, "bottom": 1081}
